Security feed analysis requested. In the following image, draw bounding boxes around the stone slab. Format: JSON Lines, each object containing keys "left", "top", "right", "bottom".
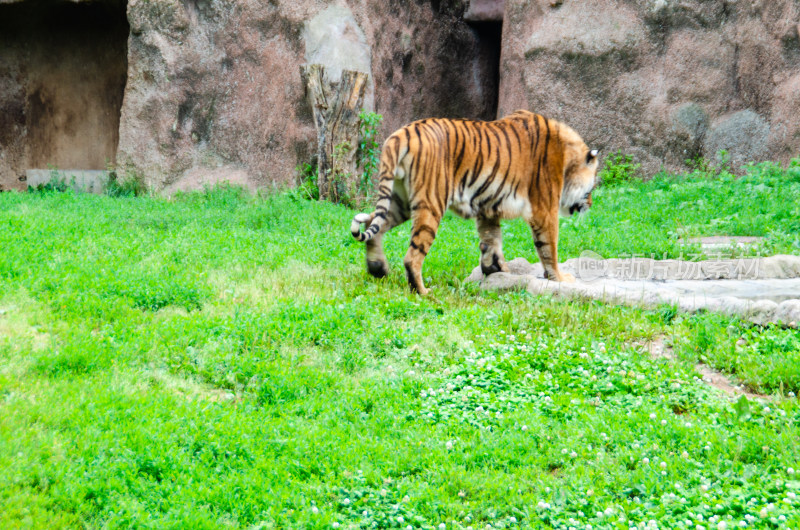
{"left": 25, "top": 169, "right": 108, "bottom": 194}
{"left": 466, "top": 256, "right": 800, "bottom": 328}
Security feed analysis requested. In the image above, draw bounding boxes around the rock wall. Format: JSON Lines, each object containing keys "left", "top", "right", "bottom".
{"left": 499, "top": 0, "right": 800, "bottom": 173}
{"left": 0, "top": 0, "right": 497, "bottom": 192}
{"left": 4, "top": 0, "right": 796, "bottom": 192}
{"left": 0, "top": 0, "right": 128, "bottom": 191}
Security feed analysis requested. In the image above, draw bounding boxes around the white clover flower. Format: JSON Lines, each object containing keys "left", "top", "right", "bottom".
{"left": 649, "top": 413, "right": 657, "bottom": 420}
{"left": 439, "top": 524, "right": 446, "bottom": 530}
{"left": 342, "top": 498, "right": 350, "bottom": 505}
{"left": 660, "top": 462, "right": 667, "bottom": 469}
{"left": 643, "top": 457, "right": 650, "bottom": 465}
{"left": 587, "top": 489, "right": 594, "bottom": 496}
{"left": 509, "top": 516, "right": 517, "bottom": 523}
{"left": 682, "top": 451, "right": 689, "bottom": 458}
{"left": 788, "top": 467, "right": 795, "bottom": 475}
{"left": 332, "top": 523, "right": 340, "bottom": 528}
{"left": 522, "top": 425, "right": 529, "bottom": 431}
{"left": 403, "top": 495, "right": 410, "bottom": 502}
{"left": 700, "top": 485, "right": 709, "bottom": 492}
{"left": 570, "top": 451, "right": 578, "bottom": 458}
{"left": 759, "top": 508, "right": 768, "bottom": 518}
{"left": 446, "top": 441, "right": 454, "bottom": 450}
{"left": 311, "top": 506, "right": 319, "bottom": 514}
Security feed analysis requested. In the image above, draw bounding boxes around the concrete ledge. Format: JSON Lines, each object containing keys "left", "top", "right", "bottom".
{"left": 466, "top": 256, "right": 800, "bottom": 328}
{"left": 26, "top": 169, "right": 109, "bottom": 194}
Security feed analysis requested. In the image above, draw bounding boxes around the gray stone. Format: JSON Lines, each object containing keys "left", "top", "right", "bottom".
{"left": 704, "top": 110, "right": 771, "bottom": 168}
{"left": 467, "top": 255, "right": 800, "bottom": 328}
{"left": 670, "top": 103, "right": 708, "bottom": 159}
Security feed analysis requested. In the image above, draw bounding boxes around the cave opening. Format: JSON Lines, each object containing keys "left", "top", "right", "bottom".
{"left": 467, "top": 20, "right": 503, "bottom": 120}
{"left": 0, "top": 0, "right": 129, "bottom": 178}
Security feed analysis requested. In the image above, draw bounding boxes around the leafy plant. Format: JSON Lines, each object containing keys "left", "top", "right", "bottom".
{"left": 357, "top": 110, "right": 383, "bottom": 196}
{"left": 29, "top": 166, "right": 70, "bottom": 193}
{"left": 687, "top": 150, "right": 734, "bottom": 178}
{"left": 599, "top": 151, "right": 640, "bottom": 186}
{"left": 294, "top": 162, "right": 319, "bottom": 201}
{"left": 104, "top": 167, "right": 147, "bottom": 197}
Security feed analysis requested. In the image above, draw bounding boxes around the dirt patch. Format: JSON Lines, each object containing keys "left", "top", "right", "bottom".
{"left": 640, "top": 336, "right": 771, "bottom": 401}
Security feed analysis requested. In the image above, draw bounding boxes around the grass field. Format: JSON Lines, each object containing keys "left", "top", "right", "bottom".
{"left": 1, "top": 161, "right": 800, "bottom": 529}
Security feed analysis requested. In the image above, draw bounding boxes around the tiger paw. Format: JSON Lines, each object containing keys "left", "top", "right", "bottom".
{"left": 558, "top": 272, "right": 576, "bottom": 283}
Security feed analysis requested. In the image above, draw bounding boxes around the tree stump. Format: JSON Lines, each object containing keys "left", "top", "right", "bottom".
{"left": 301, "top": 64, "right": 369, "bottom": 204}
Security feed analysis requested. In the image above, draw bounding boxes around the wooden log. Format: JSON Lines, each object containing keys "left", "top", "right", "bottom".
{"left": 301, "top": 64, "right": 369, "bottom": 203}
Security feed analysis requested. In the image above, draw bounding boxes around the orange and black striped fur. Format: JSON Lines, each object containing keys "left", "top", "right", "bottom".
{"left": 350, "top": 110, "right": 600, "bottom": 295}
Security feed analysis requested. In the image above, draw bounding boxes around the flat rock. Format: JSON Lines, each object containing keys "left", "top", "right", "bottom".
{"left": 466, "top": 255, "right": 800, "bottom": 328}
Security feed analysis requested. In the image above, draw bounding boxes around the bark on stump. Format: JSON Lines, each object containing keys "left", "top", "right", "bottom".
{"left": 301, "top": 64, "right": 369, "bottom": 204}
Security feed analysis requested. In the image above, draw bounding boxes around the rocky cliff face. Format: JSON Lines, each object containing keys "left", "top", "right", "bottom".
{"left": 1, "top": 0, "right": 798, "bottom": 192}
{"left": 499, "top": 0, "right": 800, "bottom": 173}
{"left": 119, "top": 0, "right": 501, "bottom": 192}
{"left": 0, "top": 0, "right": 498, "bottom": 192}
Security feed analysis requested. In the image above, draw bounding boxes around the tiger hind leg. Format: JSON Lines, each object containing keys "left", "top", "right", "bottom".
{"left": 476, "top": 216, "right": 510, "bottom": 276}
{"left": 528, "top": 214, "right": 575, "bottom": 282}
{"left": 404, "top": 209, "right": 441, "bottom": 295}
{"left": 365, "top": 194, "right": 409, "bottom": 278}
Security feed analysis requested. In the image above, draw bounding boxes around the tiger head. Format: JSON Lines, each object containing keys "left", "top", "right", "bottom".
{"left": 559, "top": 127, "right": 600, "bottom": 218}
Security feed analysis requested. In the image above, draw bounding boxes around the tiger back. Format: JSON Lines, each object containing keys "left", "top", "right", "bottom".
{"left": 350, "top": 110, "right": 599, "bottom": 295}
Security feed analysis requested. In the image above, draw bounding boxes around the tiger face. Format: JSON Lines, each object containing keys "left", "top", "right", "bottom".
{"left": 559, "top": 136, "right": 600, "bottom": 218}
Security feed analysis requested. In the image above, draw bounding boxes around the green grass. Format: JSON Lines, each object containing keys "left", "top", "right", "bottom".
{"left": 0, "top": 164, "right": 799, "bottom": 529}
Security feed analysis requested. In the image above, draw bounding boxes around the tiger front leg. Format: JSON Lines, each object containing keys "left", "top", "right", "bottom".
{"left": 476, "top": 216, "right": 510, "bottom": 276}
{"left": 528, "top": 214, "right": 575, "bottom": 283}
{"left": 403, "top": 211, "right": 441, "bottom": 295}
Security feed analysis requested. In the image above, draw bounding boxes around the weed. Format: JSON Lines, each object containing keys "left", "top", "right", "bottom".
{"left": 357, "top": 110, "right": 383, "bottom": 197}
{"left": 293, "top": 162, "right": 319, "bottom": 201}
{"left": 599, "top": 151, "right": 640, "bottom": 186}
{"left": 104, "top": 167, "right": 147, "bottom": 197}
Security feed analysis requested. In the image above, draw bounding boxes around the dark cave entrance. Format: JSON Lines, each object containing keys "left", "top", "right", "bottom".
{"left": 0, "top": 0, "right": 129, "bottom": 172}
{"left": 467, "top": 20, "right": 503, "bottom": 120}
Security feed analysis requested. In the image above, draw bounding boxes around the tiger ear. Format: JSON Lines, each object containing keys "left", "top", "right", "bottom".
{"left": 586, "top": 149, "right": 599, "bottom": 164}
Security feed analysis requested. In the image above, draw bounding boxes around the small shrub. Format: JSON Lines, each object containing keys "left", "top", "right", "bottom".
{"left": 599, "top": 151, "right": 640, "bottom": 187}
{"left": 686, "top": 150, "right": 734, "bottom": 179}
{"left": 104, "top": 168, "right": 147, "bottom": 197}
{"left": 357, "top": 110, "right": 383, "bottom": 196}
{"left": 29, "top": 166, "right": 70, "bottom": 193}
{"left": 294, "top": 162, "right": 319, "bottom": 201}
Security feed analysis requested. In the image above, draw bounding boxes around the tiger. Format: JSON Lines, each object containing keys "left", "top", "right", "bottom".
{"left": 350, "top": 110, "right": 600, "bottom": 295}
